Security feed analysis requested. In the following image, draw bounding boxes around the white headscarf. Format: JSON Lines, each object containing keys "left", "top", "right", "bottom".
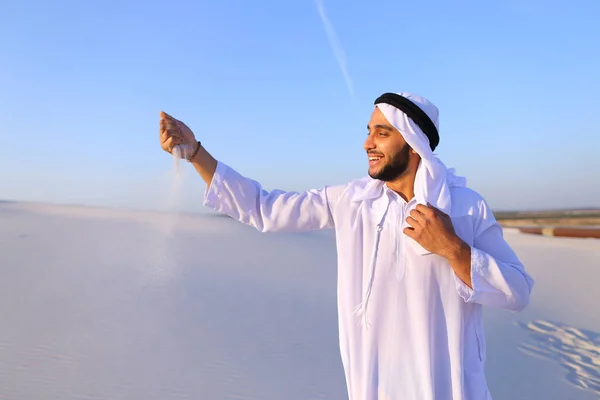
{"left": 375, "top": 92, "right": 466, "bottom": 214}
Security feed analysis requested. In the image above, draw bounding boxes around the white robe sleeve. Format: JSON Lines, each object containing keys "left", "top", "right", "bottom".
{"left": 454, "top": 199, "right": 535, "bottom": 311}
{"left": 202, "top": 161, "right": 341, "bottom": 233}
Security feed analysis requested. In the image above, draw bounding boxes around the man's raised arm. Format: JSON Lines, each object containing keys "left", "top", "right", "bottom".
{"left": 159, "top": 111, "right": 341, "bottom": 233}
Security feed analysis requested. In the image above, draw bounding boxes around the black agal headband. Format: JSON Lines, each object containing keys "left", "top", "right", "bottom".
{"left": 374, "top": 93, "right": 440, "bottom": 151}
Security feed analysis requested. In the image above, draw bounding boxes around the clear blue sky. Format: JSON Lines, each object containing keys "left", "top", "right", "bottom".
{"left": 2, "top": 0, "right": 599, "bottom": 212}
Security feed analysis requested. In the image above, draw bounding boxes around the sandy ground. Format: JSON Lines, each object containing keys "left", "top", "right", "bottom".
{"left": 0, "top": 201, "right": 598, "bottom": 400}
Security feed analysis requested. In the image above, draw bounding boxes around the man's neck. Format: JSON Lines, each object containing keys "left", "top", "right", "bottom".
{"left": 384, "top": 172, "right": 417, "bottom": 203}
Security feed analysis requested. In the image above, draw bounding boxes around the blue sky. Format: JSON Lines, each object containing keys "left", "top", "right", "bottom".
{"left": 1, "top": 0, "right": 599, "bottom": 212}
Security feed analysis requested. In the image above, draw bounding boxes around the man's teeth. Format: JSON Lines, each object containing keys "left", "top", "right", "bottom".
{"left": 369, "top": 156, "right": 383, "bottom": 161}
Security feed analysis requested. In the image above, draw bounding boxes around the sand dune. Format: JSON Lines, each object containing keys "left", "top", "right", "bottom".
{"left": 0, "top": 202, "right": 598, "bottom": 399}
{"left": 518, "top": 320, "right": 600, "bottom": 395}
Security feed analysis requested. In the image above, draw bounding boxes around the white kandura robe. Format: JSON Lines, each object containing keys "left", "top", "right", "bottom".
{"left": 203, "top": 161, "right": 534, "bottom": 400}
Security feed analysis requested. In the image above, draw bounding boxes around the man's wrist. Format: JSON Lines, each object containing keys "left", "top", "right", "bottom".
{"left": 186, "top": 141, "right": 202, "bottom": 162}
{"left": 444, "top": 236, "right": 471, "bottom": 262}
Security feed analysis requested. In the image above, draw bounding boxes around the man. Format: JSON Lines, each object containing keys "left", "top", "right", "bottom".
{"left": 158, "top": 92, "right": 534, "bottom": 400}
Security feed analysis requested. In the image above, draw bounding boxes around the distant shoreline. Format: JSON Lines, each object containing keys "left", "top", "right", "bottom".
{"left": 495, "top": 208, "right": 600, "bottom": 227}
{"left": 495, "top": 209, "right": 600, "bottom": 238}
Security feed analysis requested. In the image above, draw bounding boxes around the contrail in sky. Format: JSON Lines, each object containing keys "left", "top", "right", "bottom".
{"left": 315, "top": 0, "right": 355, "bottom": 98}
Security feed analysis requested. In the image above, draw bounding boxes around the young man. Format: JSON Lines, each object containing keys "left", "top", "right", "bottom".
{"left": 158, "top": 92, "right": 534, "bottom": 400}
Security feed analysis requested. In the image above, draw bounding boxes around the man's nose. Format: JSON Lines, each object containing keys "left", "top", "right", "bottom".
{"left": 364, "top": 135, "right": 375, "bottom": 151}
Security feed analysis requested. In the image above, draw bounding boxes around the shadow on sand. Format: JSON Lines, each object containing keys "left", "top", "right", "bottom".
{"left": 518, "top": 320, "right": 600, "bottom": 396}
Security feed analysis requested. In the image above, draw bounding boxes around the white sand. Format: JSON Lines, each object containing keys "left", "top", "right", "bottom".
{"left": 0, "top": 201, "right": 598, "bottom": 400}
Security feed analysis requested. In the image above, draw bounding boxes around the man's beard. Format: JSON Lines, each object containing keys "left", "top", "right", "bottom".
{"left": 368, "top": 143, "right": 411, "bottom": 181}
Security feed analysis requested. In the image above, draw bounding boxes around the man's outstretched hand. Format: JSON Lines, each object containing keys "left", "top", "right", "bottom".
{"left": 159, "top": 111, "right": 199, "bottom": 159}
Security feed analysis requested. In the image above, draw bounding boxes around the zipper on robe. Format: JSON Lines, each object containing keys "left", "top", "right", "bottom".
{"left": 353, "top": 200, "right": 391, "bottom": 328}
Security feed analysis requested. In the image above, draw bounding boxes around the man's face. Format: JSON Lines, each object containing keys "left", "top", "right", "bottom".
{"left": 364, "top": 107, "right": 414, "bottom": 181}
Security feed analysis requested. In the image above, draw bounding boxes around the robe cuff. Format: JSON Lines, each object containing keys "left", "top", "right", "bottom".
{"left": 453, "top": 246, "right": 487, "bottom": 303}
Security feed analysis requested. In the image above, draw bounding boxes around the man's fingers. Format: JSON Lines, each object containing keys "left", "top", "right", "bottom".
{"left": 403, "top": 226, "right": 416, "bottom": 238}
{"left": 160, "top": 111, "right": 176, "bottom": 120}
{"left": 406, "top": 216, "right": 421, "bottom": 228}
{"left": 415, "top": 203, "right": 435, "bottom": 218}
{"left": 162, "top": 136, "right": 174, "bottom": 151}
{"left": 164, "top": 127, "right": 181, "bottom": 136}
{"left": 409, "top": 209, "right": 426, "bottom": 222}
{"left": 426, "top": 202, "right": 449, "bottom": 218}
{"left": 160, "top": 129, "right": 182, "bottom": 144}
{"left": 160, "top": 113, "right": 182, "bottom": 134}
{"left": 160, "top": 118, "right": 180, "bottom": 132}
{"left": 162, "top": 136, "right": 183, "bottom": 152}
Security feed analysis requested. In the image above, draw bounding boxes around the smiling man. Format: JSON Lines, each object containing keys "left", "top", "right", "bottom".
{"left": 158, "top": 92, "right": 534, "bottom": 400}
